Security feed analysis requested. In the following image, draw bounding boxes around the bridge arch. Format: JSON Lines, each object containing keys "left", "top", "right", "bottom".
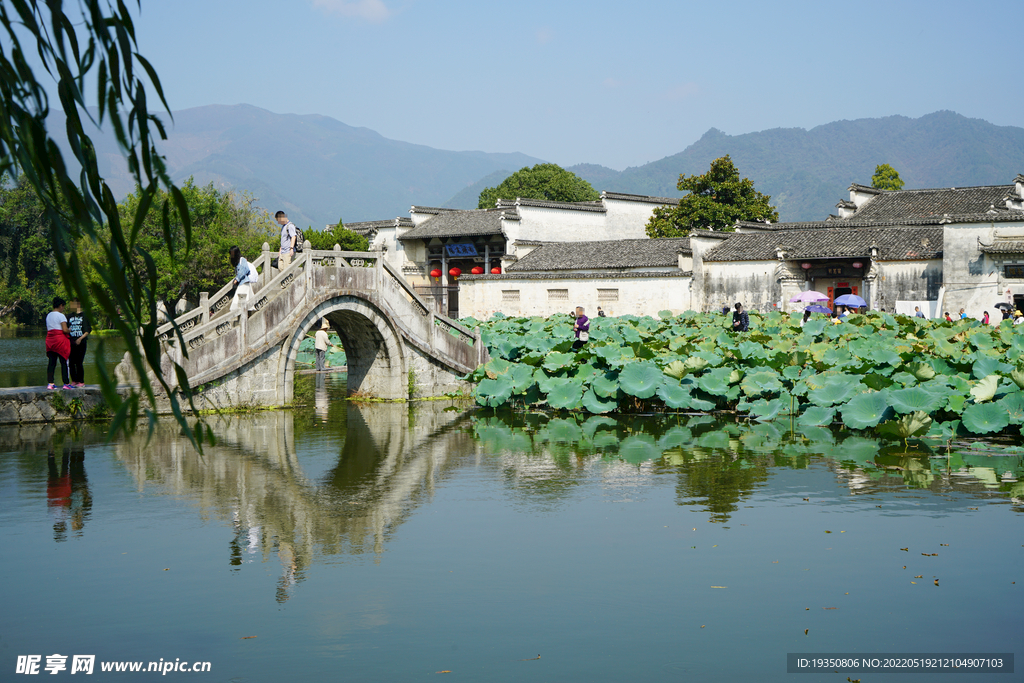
{"left": 279, "top": 295, "right": 407, "bottom": 402}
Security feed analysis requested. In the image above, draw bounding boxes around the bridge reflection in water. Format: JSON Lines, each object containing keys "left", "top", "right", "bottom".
{"left": 113, "top": 397, "right": 476, "bottom": 602}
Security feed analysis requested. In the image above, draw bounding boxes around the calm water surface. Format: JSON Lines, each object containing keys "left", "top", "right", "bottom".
{"left": 0, "top": 328, "right": 126, "bottom": 388}
{"left": 1, "top": 373, "right": 1021, "bottom": 682}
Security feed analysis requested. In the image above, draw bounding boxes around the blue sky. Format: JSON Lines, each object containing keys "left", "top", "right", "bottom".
{"left": 122, "top": 0, "right": 1021, "bottom": 170}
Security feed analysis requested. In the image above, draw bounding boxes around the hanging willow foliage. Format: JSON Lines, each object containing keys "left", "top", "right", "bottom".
{"left": 0, "top": 0, "right": 208, "bottom": 447}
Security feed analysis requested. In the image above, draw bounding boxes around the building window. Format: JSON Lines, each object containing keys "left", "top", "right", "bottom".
{"left": 1004, "top": 264, "right": 1024, "bottom": 279}
{"left": 548, "top": 289, "right": 569, "bottom": 301}
{"left": 597, "top": 288, "right": 619, "bottom": 302}
{"left": 502, "top": 290, "right": 520, "bottom": 302}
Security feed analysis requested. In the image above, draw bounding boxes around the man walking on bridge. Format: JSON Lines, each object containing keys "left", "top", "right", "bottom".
{"left": 276, "top": 211, "right": 297, "bottom": 268}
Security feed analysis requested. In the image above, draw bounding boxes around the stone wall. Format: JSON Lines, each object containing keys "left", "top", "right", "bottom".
{"left": 0, "top": 386, "right": 112, "bottom": 425}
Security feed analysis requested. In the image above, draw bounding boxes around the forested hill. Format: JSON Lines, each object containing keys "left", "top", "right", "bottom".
{"left": 565, "top": 111, "right": 1024, "bottom": 222}
{"left": 59, "top": 104, "right": 544, "bottom": 228}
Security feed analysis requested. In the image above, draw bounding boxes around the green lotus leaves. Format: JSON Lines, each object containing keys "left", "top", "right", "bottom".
{"left": 876, "top": 411, "right": 932, "bottom": 440}
{"left": 619, "top": 362, "right": 664, "bottom": 399}
{"left": 969, "top": 374, "right": 1000, "bottom": 403}
{"left": 698, "top": 367, "right": 738, "bottom": 397}
{"left": 542, "top": 351, "right": 576, "bottom": 372}
{"left": 807, "top": 378, "right": 863, "bottom": 407}
{"left": 582, "top": 387, "right": 618, "bottom": 414}
{"left": 797, "top": 405, "right": 836, "bottom": 427}
{"left": 888, "top": 386, "right": 946, "bottom": 414}
{"left": 663, "top": 360, "right": 689, "bottom": 380}
{"left": 461, "top": 310, "right": 1024, "bottom": 437}
{"left": 657, "top": 383, "right": 692, "bottom": 409}
{"left": 546, "top": 380, "right": 583, "bottom": 410}
{"left": 476, "top": 377, "right": 514, "bottom": 407}
{"left": 998, "top": 391, "right": 1024, "bottom": 424}
{"left": 617, "top": 434, "right": 661, "bottom": 464}
{"left": 840, "top": 391, "right": 893, "bottom": 429}
{"left": 961, "top": 402, "right": 1011, "bottom": 434}
{"left": 740, "top": 369, "right": 783, "bottom": 397}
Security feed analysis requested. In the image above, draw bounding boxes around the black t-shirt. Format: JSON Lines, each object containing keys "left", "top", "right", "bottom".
{"left": 67, "top": 313, "right": 91, "bottom": 339}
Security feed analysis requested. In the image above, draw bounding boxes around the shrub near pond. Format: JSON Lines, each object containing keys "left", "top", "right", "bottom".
{"left": 462, "top": 311, "right": 1024, "bottom": 441}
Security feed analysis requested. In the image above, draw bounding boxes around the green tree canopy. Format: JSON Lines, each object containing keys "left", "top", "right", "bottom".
{"left": 871, "top": 163, "right": 905, "bottom": 191}
{"left": 306, "top": 220, "right": 369, "bottom": 251}
{"left": 478, "top": 163, "right": 599, "bottom": 209}
{"left": 645, "top": 155, "right": 778, "bottom": 238}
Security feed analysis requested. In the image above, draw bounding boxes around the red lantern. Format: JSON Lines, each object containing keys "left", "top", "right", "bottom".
{"left": 448, "top": 267, "right": 461, "bottom": 280}
{"left": 471, "top": 266, "right": 484, "bottom": 275}
{"left": 801, "top": 262, "right": 812, "bottom": 270}
{"left": 429, "top": 268, "right": 441, "bottom": 282}
{"left": 851, "top": 261, "right": 863, "bottom": 269}
{"left": 490, "top": 267, "right": 501, "bottom": 274}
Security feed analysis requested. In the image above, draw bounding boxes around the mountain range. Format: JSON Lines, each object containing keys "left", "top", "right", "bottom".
{"left": 72, "top": 106, "right": 1024, "bottom": 227}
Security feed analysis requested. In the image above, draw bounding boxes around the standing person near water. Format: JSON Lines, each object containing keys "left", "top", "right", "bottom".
{"left": 45, "top": 297, "right": 72, "bottom": 390}
{"left": 66, "top": 299, "right": 91, "bottom": 387}
{"left": 572, "top": 306, "right": 589, "bottom": 349}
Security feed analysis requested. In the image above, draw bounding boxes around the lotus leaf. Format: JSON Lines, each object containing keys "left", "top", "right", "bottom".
{"left": 908, "top": 362, "right": 936, "bottom": 381}
{"left": 542, "top": 351, "right": 576, "bottom": 372}
{"left": 663, "top": 360, "right": 689, "bottom": 380}
{"left": 476, "top": 377, "right": 514, "bottom": 407}
{"left": 822, "top": 348, "right": 855, "bottom": 368}
{"left": 997, "top": 391, "right": 1024, "bottom": 424}
{"left": 696, "top": 430, "right": 731, "bottom": 450}
{"left": 961, "top": 402, "right": 1011, "bottom": 434}
{"left": 797, "top": 405, "right": 836, "bottom": 427}
{"left": 876, "top": 411, "right": 932, "bottom": 440}
{"left": 888, "top": 386, "right": 946, "bottom": 414}
{"left": 658, "top": 310, "right": 674, "bottom": 319}
{"left": 1013, "top": 366, "right": 1024, "bottom": 389}
{"left": 801, "top": 319, "right": 827, "bottom": 336}
{"left": 972, "top": 355, "right": 1012, "bottom": 379}
{"left": 890, "top": 372, "right": 918, "bottom": 387}
{"left": 737, "top": 340, "right": 768, "bottom": 361}
{"left": 484, "top": 357, "right": 513, "bottom": 379}
{"left": 862, "top": 373, "right": 894, "bottom": 391}
{"left": 618, "top": 362, "right": 664, "bottom": 399}
{"left": 807, "top": 379, "right": 862, "bottom": 407}
{"left": 546, "top": 380, "right": 583, "bottom": 410}
{"left": 657, "top": 383, "right": 691, "bottom": 409}
{"left": 782, "top": 365, "right": 811, "bottom": 381}
{"left": 840, "top": 391, "right": 893, "bottom": 429}
{"left": 969, "top": 374, "right": 1000, "bottom": 403}
{"left": 541, "top": 418, "right": 584, "bottom": 443}
{"left": 867, "top": 348, "right": 903, "bottom": 367}
{"left": 688, "top": 396, "right": 716, "bottom": 412}
{"left": 578, "top": 387, "right": 615, "bottom": 413}
{"left": 740, "top": 369, "right": 783, "bottom": 397}
{"left": 746, "top": 398, "right": 783, "bottom": 421}
{"left": 536, "top": 374, "right": 569, "bottom": 395}
{"left": 698, "top": 367, "right": 737, "bottom": 397}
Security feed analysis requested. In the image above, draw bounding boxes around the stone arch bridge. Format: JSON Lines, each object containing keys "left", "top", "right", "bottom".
{"left": 117, "top": 245, "right": 488, "bottom": 408}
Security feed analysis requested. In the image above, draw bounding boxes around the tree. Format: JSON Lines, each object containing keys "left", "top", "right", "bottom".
{"left": 100, "top": 179, "right": 276, "bottom": 306}
{"left": 1, "top": 1, "right": 206, "bottom": 446}
{"left": 645, "top": 156, "right": 778, "bottom": 238}
{"left": 871, "top": 163, "right": 905, "bottom": 191}
{"left": 306, "top": 220, "right": 369, "bottom": 251}
{"left": 478, "top": 163, "right": 599, "bottom": 209}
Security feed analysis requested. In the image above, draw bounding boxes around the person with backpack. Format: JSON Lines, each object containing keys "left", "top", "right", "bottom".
{"left": 229, "top": 246, "right": 260, "bottom": 312}
{"left": 276, "top": 210, "right": 300, "bottom": 268}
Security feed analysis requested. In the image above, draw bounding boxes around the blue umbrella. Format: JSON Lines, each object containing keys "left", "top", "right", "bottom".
{"left": 834, "top": 294, "right": 867, "bottom": 308}
{"left": 805, "top": 304, "right": 831, "bottom": 314}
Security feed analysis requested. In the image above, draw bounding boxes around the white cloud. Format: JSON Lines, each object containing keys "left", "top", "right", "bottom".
{"left": 313, "top": 0, "right": 391, "bottom": 22}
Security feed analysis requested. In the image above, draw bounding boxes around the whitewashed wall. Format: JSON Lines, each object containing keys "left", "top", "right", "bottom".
{"left": 942, "top": 221, "right": 1024, "bottom": 319}
{"left": 459, "top": 274, "right": 692, "bottom": 319}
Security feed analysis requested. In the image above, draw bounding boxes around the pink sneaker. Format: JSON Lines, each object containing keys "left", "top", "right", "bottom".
{"left": 62, "top": 384, "right": 75, "bottom": 390}
{"left": 46, "top": 383, "right": 56, "bottom": 390}
{"left": 74, "top": 382, "right": 85, "bottom": 388}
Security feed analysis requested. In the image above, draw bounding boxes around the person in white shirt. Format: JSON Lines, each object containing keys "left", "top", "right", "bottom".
{"left": 228, "top": 246, "right": 259, "bottom": 312}
{"left": 276, "top": 211, "right": 297, "bottom": 269}
{"left": 314, "top": 319, "right": 330, "bottom": 372}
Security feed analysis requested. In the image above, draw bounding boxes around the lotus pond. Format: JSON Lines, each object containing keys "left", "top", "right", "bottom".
{"left": 465, "top": 311, "right": 1024, "bottom": 448}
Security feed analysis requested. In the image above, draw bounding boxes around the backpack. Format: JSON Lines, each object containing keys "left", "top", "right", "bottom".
{"left": 294, "top": 226, "right": 304, "bottom": 253}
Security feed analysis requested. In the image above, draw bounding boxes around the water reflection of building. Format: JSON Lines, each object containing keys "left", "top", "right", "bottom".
{"left": 114, "top": 402, "right": 476, "bottom": 601}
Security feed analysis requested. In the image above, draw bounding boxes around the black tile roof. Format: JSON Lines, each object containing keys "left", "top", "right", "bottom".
{"left": 703, "top": 227, "right": 943, "bottom": 262}
{"left": 507, "top": 238, "right": 692, "bottom": 272}
{"left": 342, "top": 218, "right": 412, "bottom": 236}
{"left": 398, "top": 209, "right": 513, "bottom": 241}
{"left": 495, "top": 198, "right": 607, "bottom": 213}
{"left": 461, "top": 270, "right": 691, "bottom": 281}
{"left": 600, "top": 191, "right": 678, "bottom": 205}
{"left": 979, "top": 241, "right": 1024, "bottom": 254}
{"left": 848, "top": 185, "right": 1015, "bottom": 222}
